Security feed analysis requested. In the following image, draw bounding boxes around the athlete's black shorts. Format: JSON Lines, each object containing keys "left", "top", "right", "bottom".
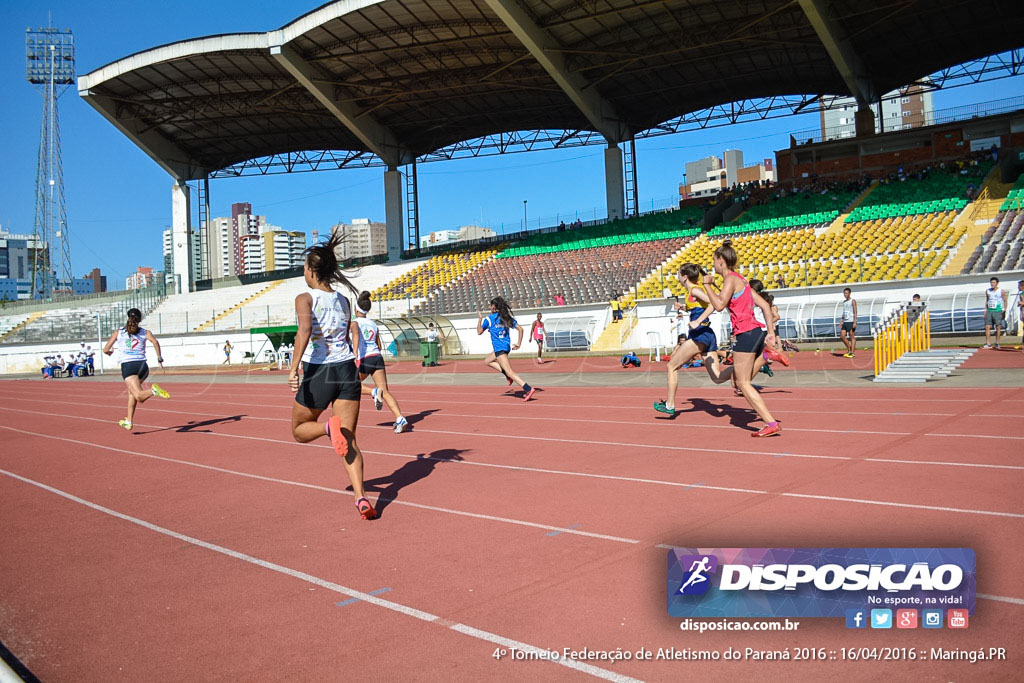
{"left": 358, "top": 354, "right": 386, "bottom": 375}
{"left": 121, "top": 360, "right": 149, "bottom": 382}
{"left": 841, "top": 321, "right": 855, "bottom": 332}
{"left": 732, "top": 328, "right": 767, "bottom": 355}
{"left": 296, "top": 360, "right": 361, "bottom": 410}
{"left": 494, "top": 349, "right": 509, "bottom": 357}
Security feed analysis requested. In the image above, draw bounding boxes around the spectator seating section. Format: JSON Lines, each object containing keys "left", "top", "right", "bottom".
{"left": 635, "top": 210, "right": 963, "bottom": 297}
{"left": 10, "top": 298, "right": 164, "bottom": 344}
{"left": 413, "top": 237, "right": 694, "bottom": 315}
{"left": 373, "top": 248, "right": 501, "bottom": 302}
{"left": 0, "top": 313, "right": 35, "bottom": 342}
{"left": 711, "top": 189, "right": 858, "bottom": 236}
{"left": 497, "top": 208, "right": 702, "bottom": 258}
{"left": 999, "top": 175, "right": 1024, "bottom": 211}
{"left": 961, "top": 210, "right": 1024, "bottom": 273}
{"left": 845, "top": 163, "right": 991, "bottom": 222}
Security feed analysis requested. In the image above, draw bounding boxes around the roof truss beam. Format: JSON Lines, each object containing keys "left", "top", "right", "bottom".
{"left": 797, "top": 0, "right": 877, "bottom": 104}
{"left": 269, "top": 42, "right": 413, "bottom": 166}
{"left": 79, "top": 89, "right": 207, "bottom": 181}
{"left": 482, "top": 0, "right": 628, "bottom": 143}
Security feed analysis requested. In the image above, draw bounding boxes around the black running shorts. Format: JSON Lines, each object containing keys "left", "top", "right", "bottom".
{"left": 296, "top": 360, "right": 361, "bottom": 410}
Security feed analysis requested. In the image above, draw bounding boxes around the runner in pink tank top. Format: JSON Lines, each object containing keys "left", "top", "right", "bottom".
{"left": 701, "top": 240, "right": 781, "bottom": 437}
{"left": 727, "top": 272, "right": 763, "bottom": 335}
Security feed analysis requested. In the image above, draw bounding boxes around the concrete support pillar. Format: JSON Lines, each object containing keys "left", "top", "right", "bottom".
{"left": 384, "top": 167, "right": 404, "bottom": 262}
{"left": 604, "top": 144, "right": 625, "bottom": 222}
{"left": 171, "top": 180, "right": 193, "bottom": 294}
{"left": 855, "top": 104, "right": 875, "bottom": 137}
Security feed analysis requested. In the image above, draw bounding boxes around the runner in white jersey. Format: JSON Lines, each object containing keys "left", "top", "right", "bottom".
{"left": 839, "top": 287, "right": 858, "bottom": 358}
{"left": 354, "top": 291, "right": 407, "bottom": 433}
{"left": 288, "top": 233, "right": 377, "bottom": 520}
{"left": 101, "top": 308, "right": 170, "bottom": 431}
{"left": 983, "top": 276, "right": 1008, "bottom": 348}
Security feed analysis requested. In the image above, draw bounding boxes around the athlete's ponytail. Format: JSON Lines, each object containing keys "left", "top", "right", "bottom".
{"left": 490, "top": 296, "right": 515, "bottom": 330}
{"left": 125, "top": 308, "right": 142, "bottom": 335}
{"left": 304, "top": 230, "right": 359, "bottom": 296}
{"left": 356, "top": 290, "right": 372, "bottom": 314}
{"left": 714, "top": 240, "right": 738, "bottom": 269}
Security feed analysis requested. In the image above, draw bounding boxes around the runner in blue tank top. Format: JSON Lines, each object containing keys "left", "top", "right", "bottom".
{"left": 478, "top": 296, "right": 538, "bottom": 401}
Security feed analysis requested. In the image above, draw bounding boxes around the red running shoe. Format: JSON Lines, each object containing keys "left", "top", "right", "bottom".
{"left": 762, "top": 346, "right": 790, "bottom": 366}
{"left": 327, "top": 416, "right": 349, "bottom": 458}
{"left": 752, "top": 422, "right": 782, "bottom": 438}
{"left": 355, "top": 496, "right": 377, "bottom": 520}
{"left": 522, "top": 387, "right": 537, "bottom": 402}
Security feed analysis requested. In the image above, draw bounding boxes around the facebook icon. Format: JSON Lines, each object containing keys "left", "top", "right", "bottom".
{"left": 845, "top": 608, "right": 867, "bottom": 629}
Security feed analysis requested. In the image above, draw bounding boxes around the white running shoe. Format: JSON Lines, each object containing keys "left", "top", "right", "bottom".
{"left": 393, "top": 416, "right": 408, "bottom": 434}
{"left": 372, "top": 387, "right": 384, "bottom": 411}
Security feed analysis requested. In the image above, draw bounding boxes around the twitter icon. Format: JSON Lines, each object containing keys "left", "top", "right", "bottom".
{"left": 870, "top": 609, "right": 892, "bottom": 629}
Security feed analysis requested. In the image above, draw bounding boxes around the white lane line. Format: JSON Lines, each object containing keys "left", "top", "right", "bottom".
{"left": 0, "top": 426, "right": 637, "bottom": 544}
{"left": 3, "top": 417, "right": 1023, "bottom": 521}
{"left": 3, "top": 403, "right": 1024, "bottom": 473}
{"left": 0, "top": 468, "right": 641, "bottom": 683}
{"left": 6, "top": 390, "right": 1018, "bottom": 441}
{"left": 977, "top": 593, "right": 1024, "bottom": 606}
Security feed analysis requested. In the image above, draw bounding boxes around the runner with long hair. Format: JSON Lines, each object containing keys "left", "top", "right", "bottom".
{"left": 701, "top": 241, "right": 782, "bottom": 437}
{"left": 101, "top": 307, "right": 170, "bottom": 431}
{"left": 288, "top": 232, "right": 377, "bottom": 520}
{"left": 653, "top": 263, "right": 717, "bottom": 415}
{"left": 354, "top": 290, "right": 408, "bottom": 434}
{"left": 478, "top": 296, "right": 538, "bottom": 401}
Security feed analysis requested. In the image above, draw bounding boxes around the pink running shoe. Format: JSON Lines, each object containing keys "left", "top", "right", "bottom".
{"left": 327, "top": 416, "right": 349, "bottom": 458}
{"left": 762, "top": 345, "right": 790, "bottom": 366}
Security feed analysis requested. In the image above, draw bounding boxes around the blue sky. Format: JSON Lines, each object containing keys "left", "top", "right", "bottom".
{"left": 0, "top": 2, "right": 1020, "bottom": 288}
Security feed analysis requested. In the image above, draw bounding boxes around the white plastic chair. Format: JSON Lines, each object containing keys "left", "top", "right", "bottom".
{"left": 647, "top": 331, "right": 665, "bottom": 362}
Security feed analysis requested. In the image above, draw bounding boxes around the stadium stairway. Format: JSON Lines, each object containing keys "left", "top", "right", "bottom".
{"left": 590, "top": 307, "right": 638, "bottom": 352}
{"left": 941, "top": 170, "right": 1014, "bottom": 276}
{"left": 194, "top": 280, "right": 285, "bottom": 332}
{"left": 0, "top": 311, "right": 43, "bottom": 343}
{"left": 824, "top": 181, "right": 880, "bottom": 235}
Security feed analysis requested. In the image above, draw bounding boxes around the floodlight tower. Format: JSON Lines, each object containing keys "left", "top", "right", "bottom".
{"left": 26, "top": 24, "right": 75, "bottom": 298}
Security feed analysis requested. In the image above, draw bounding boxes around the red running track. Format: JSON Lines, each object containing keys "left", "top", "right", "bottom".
{"left": 1, "top": 379, "right": 1022, "bottom": 681}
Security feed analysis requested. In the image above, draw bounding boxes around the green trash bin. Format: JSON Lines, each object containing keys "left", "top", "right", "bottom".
{"left": 420, "top": 340, "right": 439, "bottom": 367}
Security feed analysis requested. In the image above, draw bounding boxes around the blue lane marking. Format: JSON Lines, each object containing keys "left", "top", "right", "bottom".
{"left": 336, "top": 587, "right": 391, "bottom": 607}
{"left": 546, "top": 524, "right": 582, "bottom": 537}
{"left": 681, "top": 481, "right": 706, "bottom": 491}
{"left": 773, "top": 452, "right": 791, "bottom": 458}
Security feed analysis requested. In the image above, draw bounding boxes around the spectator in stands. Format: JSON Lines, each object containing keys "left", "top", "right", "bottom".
{"left": 912, "top": 294, "right": 922, "bottom": 304}
{"left": 223, "top": 340, "right": 234, "bottom": 365}
{"left": 775, "top": 274, "right": 786, "bottom": 289}
{"left": 983, "top": 277, "right": 1008, "bottom": 349}
{"left": 839, "top": 288, "right": 858, "bottom": 358}
{"left": 554, "top": 293, "right": 566, "bottom": 306}
{"left": 609, "top": 295, "right": 622, "bottom": 323}
{"left": 530, "top": 313, "right": 546, "bottom": 365}
{"left": 41, "top": 353, "right": 55, "bottom": 378}
{"left": 80, "top": 342, "right": 95, "bottom": 375}
{"left": 558, "top": 221, "right": 567, "bottom": 232}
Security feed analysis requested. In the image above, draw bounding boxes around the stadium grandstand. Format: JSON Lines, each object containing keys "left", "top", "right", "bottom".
{"left": 0, "top": 0, "right": 1021, "bottom": 371}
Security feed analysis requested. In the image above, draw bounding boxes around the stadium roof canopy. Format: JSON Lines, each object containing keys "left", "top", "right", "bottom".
{"left": 79, "top": 0, "right": 1024, "bottom": 181}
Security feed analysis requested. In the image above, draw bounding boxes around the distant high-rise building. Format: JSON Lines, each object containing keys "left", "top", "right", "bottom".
{"left": 422, "top": 225, "right": 496, "bottom": 247}
{"left": 83, "top": 267, "right": 107, "bottom": 293}
{"left": 126, "top": 266, "right": 158, "bottom": 290}
{"left": 332, "top": 219, "right": 387, "bottom": 260}
{"left": 262, "top": 231, "right": 306, "bottom": 271}
{"left": 679, "top": 151, "right": 774, "bottom": 200}
{"left": 0, "top": 227, "right": 49, "bottom": 299}
{"left": 819, "top": 84, "right": 935, "bottom": 141}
